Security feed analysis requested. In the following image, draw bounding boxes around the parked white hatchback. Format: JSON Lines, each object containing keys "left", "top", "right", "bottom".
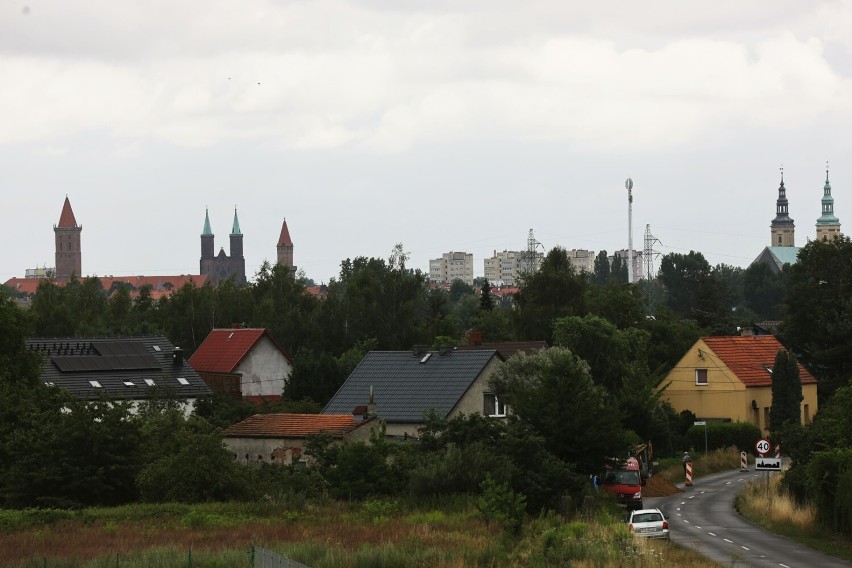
{"left": 627, "top": 508, "right": 670, "bottom": 539}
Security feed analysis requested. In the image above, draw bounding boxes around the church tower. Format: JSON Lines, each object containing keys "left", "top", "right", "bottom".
{"left": 770, "top": 169, "right": 795, "bottom": 247}
{"left": 54, "top": 196, "right": 82, "bottom": 281}
{"left": 200, "top": 208, "right": 246, "bottom": 285}
{"left": 229, "top": 208, "right": 246, "bottom": 283}
{"left": 816, "top": 163, "right": 841, "bottom": 241}
{"left": 200, "top": 208, "right": 215, "bottom": 273}
{"left": 276, "top": 218, "right": 296, "bottom": 273}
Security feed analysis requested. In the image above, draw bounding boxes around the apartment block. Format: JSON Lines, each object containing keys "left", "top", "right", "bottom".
{"left": 484, "top": 250, "right": 523, "bottom": 286}
{"left": 429, "top": 251, "right": 474, "bottom": 285}
{"left": 565, "top": 249, "right": 596, "bottom": 273}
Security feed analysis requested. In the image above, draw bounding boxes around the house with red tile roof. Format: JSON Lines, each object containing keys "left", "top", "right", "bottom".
{"left": 188, "top": 328, "right": 294, "bottom": 404}
{"left": 223, "top": 413, "right": 375, "bottom": 465}
{"left": 659, "top": 334, "right": 818, "bottom": 434}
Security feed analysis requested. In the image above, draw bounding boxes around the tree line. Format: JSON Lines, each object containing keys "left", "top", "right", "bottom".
{"left": 1, "top": 237, "right": 851, "bottom": 534}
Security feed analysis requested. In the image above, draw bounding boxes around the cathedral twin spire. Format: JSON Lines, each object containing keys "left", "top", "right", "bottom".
{"left": 771, "top": 164, "right": 842, "bottom": 246}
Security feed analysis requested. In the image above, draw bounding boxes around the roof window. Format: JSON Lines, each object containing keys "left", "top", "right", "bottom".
{"left": 152, "top": 345, "right": 161, "bottom": 352}
{"left": 89, "top": 380, "right": 103, "bottom": 388}
{"left": 177, "top": 377, "right": 190, "bottom": 386}
{"left": 123, "top": 380, "right": 136, "bottom": 387}
{"left": 144, "top": 378, "right": 156, "bottom": 386}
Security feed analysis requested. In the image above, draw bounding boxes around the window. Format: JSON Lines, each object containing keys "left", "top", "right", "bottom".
{"left": 44, "top": 381, "right": 55, "bottom": 387}
{"left": 177, "top": 377, "right": 190, "bottom": 386}
{"left": 89, "top": 380, "right": 102, "bottom": 388}
{"left": 152, "top": 345, "right": 161, "bottom": 352}
{"left": 483, "top": 393, "right": 506, "bottom": 417}
{"left": 695, "top": 369, "right": 708, "bottom": 386}
{"left": 144, "top": 378, "right": 156, "bottom": 386}
{"left": 123, "top": 380, "right": 136, "bottom": 387}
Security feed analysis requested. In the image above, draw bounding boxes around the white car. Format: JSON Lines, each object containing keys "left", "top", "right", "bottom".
{"left": 627, "top": 508, "right": 670, "bottom": 539}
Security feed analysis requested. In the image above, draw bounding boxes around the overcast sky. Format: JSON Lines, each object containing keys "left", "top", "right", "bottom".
{"left": 3, "top": 1, "right": 851, "bottom": 285}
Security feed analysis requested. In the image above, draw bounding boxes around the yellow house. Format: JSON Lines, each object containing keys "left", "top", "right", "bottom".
{"left": 659, "top": 335, "right": 818, "bottom": 434}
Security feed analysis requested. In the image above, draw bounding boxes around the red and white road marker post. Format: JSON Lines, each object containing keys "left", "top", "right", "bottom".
{"left": 740, "top": 451, "right": 749, "bottom": 472}
{"left": 685, "top": 461, "right": 693, "bottom": 486}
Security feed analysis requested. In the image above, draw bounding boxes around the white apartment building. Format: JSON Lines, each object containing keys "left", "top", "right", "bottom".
{"left": 484, "top": 250, "right": 523, "bottom": 286}
{"left": 609, "top": 249, "right": 645, "bottom": 281}
{"left": 429, "top": 251, "right": 474, "bottom": 285}
{"left": 565, "top": 249, "right": 596, "bottom": 274}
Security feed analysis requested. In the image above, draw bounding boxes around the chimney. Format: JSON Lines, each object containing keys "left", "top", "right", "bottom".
{"left": 438, "top": 344, "right": 454, "bottom": 356}
{"left": 366, "top": 385, "right": 377, "bottom": 419}
{"left": 468, "top": 331, "right": 483, "bottom": 346}
{"left": 173, "top": 347, "right": 184, "bottom": 366}
{"left": 739, "top": 327, "right": 754, "bottom": 337}
{"left": 412, "top": 344, "right": 428, "bottom": 357}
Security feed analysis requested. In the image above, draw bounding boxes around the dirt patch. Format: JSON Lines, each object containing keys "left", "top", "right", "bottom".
{"left": 643, "top": 475, "right": 683, "bottom": 497}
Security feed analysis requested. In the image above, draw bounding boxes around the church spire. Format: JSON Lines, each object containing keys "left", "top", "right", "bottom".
{"left": 816, "top": 161, "right": 841, "bottom": 241}
{"left": 202, "top": 207, "right": 212, "bottom": 236}
{"left": 231, "top": 207, "right": 242, "bottom": 235}
{"left": 770, "top": 166, "right": 795, "bottom": 247}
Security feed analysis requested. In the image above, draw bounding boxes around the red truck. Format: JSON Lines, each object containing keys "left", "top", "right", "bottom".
{"left": 600, "top": 456, "right": 645, "bottom": 510}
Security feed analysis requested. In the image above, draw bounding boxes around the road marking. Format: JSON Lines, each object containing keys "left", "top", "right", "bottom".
{"left": 726, "top": 481, "right": 732, "bottom": 485}
{"left": 723, "top": 538, "right": 733, "bottom": 543}
{"left": 741, "top": 546, "right": 750, "bottom": 550}
{"left": 707, "top": 532, "right": 716, "bottom": 536}
{"left": 700, "top": 490, "right": 706, "bottom": 494}
{"left": 694, "top": 525, "right": 702, "bottom": 529}
{"left": 683, "top": 519, "right": 690, "bottom": 524}
{"left": 680, "top": 502, "right": 686, "bottom": 505}
{"left": 689, "top": 495, "right": 696, "bottom": 499}
{"left": 779, "top": 564, "right": 790, "bottom": 568}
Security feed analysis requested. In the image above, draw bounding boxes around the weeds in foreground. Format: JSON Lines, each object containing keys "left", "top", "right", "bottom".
{"left": 0, "top": 500, "right": 725, "bottom": 568}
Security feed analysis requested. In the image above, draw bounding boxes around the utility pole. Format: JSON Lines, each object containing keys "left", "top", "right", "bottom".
{"left": 643, "top": 224, "right": 662, "bottom": 313}
{"left": 626, "top": 178, "right": 634, "bottom": 284}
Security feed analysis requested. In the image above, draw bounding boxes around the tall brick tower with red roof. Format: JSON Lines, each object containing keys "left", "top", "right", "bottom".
{"left": 54, "top": 196, "right": 82, "bottom": 281}
{"left": 276, "top": 218, "right": 295, "bottom": 274}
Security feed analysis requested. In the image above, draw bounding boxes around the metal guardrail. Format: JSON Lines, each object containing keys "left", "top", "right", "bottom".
{"left": 252, "top": 546, "right": 311, "bottom": 568}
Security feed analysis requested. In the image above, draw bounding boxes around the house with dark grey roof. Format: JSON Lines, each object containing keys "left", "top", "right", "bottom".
{"left": 223, "top": 413, "right": 376, "bottom": 465}
{"left": 322, "top": 347, "right": 505, "bottom": 438}
{"left": 26, "top": 336, "right": 212, "bottom": 414}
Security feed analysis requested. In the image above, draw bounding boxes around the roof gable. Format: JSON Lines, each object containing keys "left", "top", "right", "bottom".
{"left": 224, "top": 413, "right": 357, "bottom": 438}
{"left": 322, "top": 350, "right": 499, "bottom": 422}
{"left": 701, "top": 335, "right": 816, "bottom": 387}
{"left": 189, "top": 328, "right": 293, "bottom": 373}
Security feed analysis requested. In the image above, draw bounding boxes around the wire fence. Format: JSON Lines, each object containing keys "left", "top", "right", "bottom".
{"left": 251, "top": 546, "right": 311, "bottom": 568}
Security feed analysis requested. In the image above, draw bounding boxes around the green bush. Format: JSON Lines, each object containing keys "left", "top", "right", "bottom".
{"left": 805, "top": 448, "right": 852, "bottom": 535}
{"left": 476, "top": 475, "right": 526, "bottom": 536}
{"left": 685, "top": 421, "right": 761, "bottom": 454}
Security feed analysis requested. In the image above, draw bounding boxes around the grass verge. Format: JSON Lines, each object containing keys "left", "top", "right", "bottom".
{"left": 735, "top": 473, "right": 852, "bottom": 563}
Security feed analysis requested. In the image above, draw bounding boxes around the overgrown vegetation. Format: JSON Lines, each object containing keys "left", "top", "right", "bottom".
{"left": 737, "top": 473, "right": 852, "bottom": 563}
{"left": 0, "top": 499, "right": 724, "bottom": 568}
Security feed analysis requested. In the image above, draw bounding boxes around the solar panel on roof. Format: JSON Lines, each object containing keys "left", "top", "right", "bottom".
{"left": 93, "top": 341, "right": 151, "bottom": 357}
{"left": 51, "top": 354, "right": 159, "bottom": 372}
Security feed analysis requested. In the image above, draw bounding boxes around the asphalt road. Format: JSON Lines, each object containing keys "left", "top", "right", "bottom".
{"left": 646, "top": 468, "right": 851, "bottom": 568}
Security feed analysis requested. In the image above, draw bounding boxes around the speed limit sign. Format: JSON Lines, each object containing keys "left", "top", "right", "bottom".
{"left": 755, "top": 438, "right": 771, "bottom": 455}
